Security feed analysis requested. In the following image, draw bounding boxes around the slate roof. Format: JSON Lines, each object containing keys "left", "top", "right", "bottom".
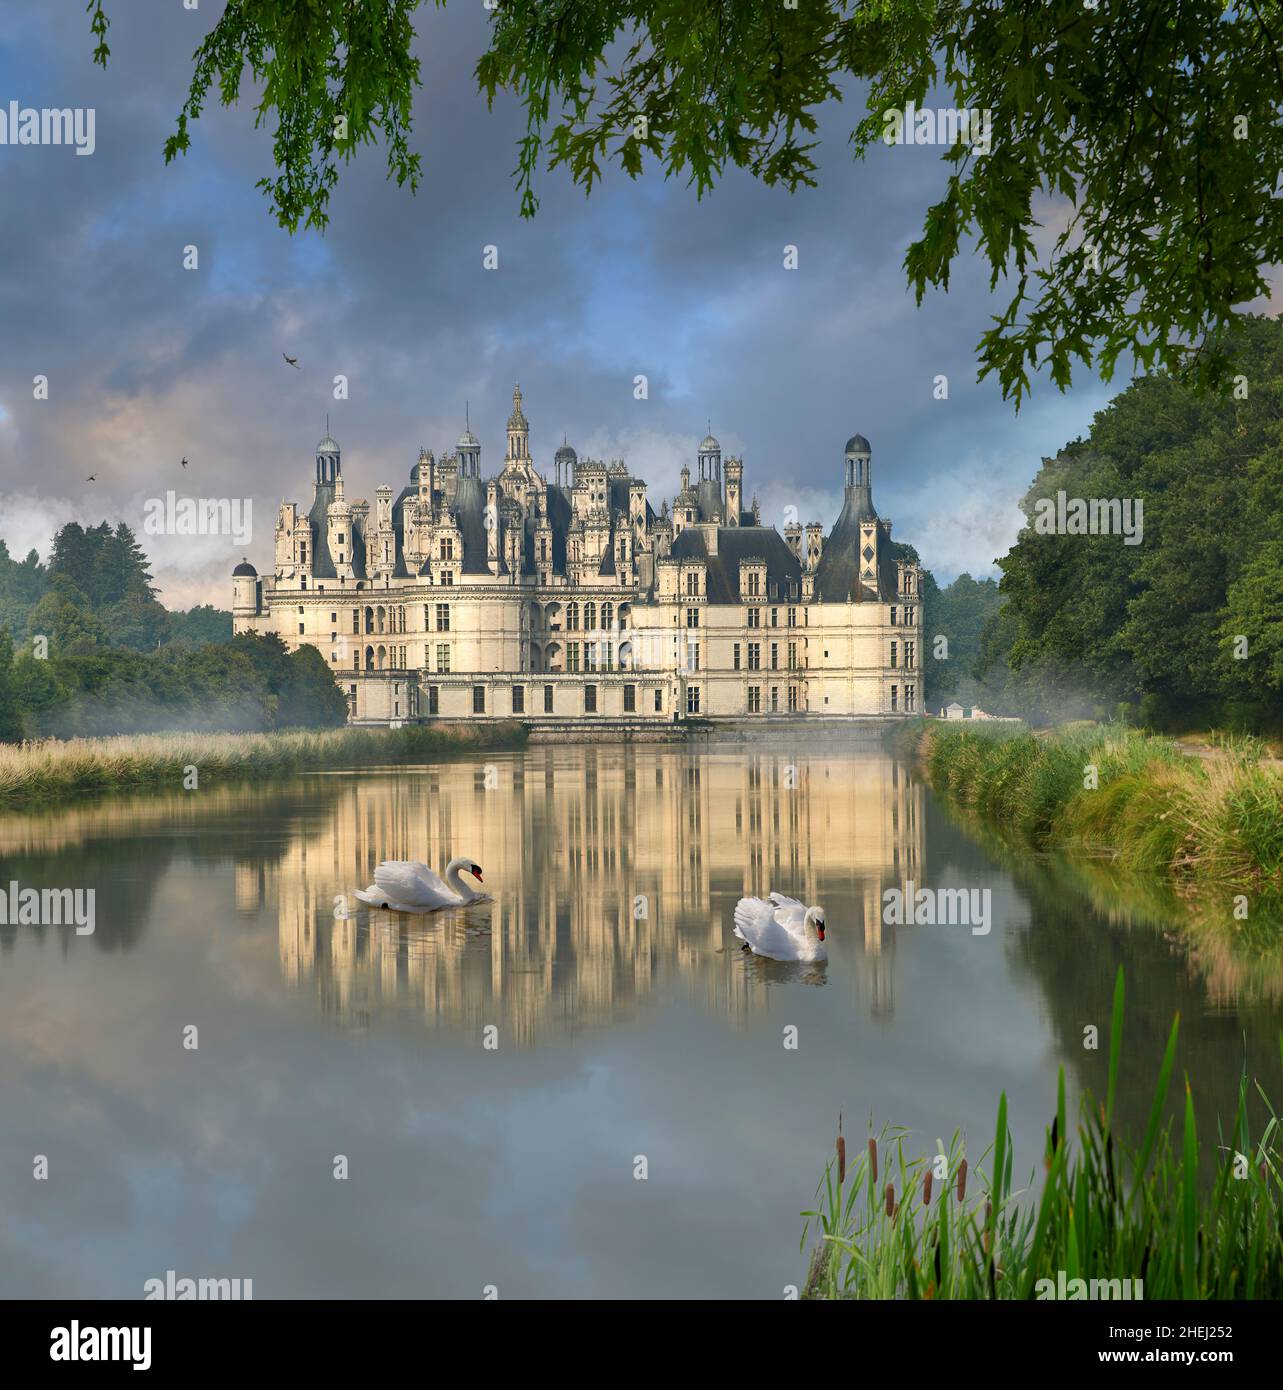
{"left": 668, "top": 525, "right": 801, "bottom": 603}
{"left": 812, "top": 486, "right": 896, "bottom": 602}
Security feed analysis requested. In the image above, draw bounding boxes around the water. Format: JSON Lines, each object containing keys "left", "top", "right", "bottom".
{"left": 1, "top": 738, "right": 1280, "bottom": 1299}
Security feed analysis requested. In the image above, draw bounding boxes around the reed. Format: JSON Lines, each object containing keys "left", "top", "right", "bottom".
{"left": 922, "top": 723, "right": 1283, "bottom": 902}
{"left": 802, "top": 969, "right": 1283, "bottom": 1299}
{"left": 0, "top": 722, "right": 528, "bottom": 805}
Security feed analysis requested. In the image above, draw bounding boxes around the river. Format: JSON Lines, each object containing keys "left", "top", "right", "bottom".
{"left": 1, "top": 736, "right": 1279, "bottom": 1298}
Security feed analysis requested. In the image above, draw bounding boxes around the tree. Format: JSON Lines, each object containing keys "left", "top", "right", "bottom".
{"left": 977, "top": 313, "right": 1283, "bottom": 729}
{"left": 0, "top": 629, "right": 26, "bottom": 742}
{"left": 91, "top": 0, "right": 1283, "bottom": 403}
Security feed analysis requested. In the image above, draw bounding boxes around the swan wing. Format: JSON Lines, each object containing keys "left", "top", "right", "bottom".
{"left": 768, "top": 892, "right": 808, "bottom": 936}
{"left": 734, "top": 897, "right": 805, "bottom": 960}
{"left": 373, "top": 861, "right": 449, "bottom": 907}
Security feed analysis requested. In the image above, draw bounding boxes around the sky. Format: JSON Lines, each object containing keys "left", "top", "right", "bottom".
{"left": 0, "top": 1, "right": 1125, "bottom": 610}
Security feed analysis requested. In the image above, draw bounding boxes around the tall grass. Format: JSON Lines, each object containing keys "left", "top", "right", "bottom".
{"left": 922, "top": 724, "right": 1283, "bottom": 902}
{"left": 802, "top": 969, "right": 1283, "bottom": 1298}
{"left": 0, "top": 722, "right": 528, "bottom": 805}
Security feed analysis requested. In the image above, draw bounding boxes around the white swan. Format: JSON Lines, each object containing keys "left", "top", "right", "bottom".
{"left": 733, "top": 892, "right": 827, "bottom": 961}
{"left": 354, "top": 856, "right": 491, "bottom": 913}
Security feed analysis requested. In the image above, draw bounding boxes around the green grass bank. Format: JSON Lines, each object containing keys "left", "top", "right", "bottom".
{"left": 917, "top": 721, "right": 1283, "bottom": 905}
{"left": 0, "top": 722, "right": 528, "bottom": 806}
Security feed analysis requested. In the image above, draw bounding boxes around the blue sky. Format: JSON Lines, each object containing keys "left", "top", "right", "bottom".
{"left": 0, "top": 1, "right": 1123, "bottom": 608}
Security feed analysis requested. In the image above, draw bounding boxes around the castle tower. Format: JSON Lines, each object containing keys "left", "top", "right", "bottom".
{"left": 844, "top": 433, "right": 873, "bottom": 514}
{"left": 315, "top": 427, "right": 341, "bottom": 486}
{"left": 506, "top": 384, "right": 529, "bottom": 464}
{"left": 698, "top": 429, "right": 721, "bottom": 485}
{"left": 457, "top": 405, "right": 481, "bottom": 479}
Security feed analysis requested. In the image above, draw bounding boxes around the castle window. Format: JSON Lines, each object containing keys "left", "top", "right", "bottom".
{"left": 787, "top": 607, "right": 796, "bottom": 627}
{"left": 770, "top": 643, "right": 779, "bottom": 671}
{"left": 748, "top": 686, "right": 761, "bottom": 714}
{"left": 891, "top": 606, "right": 897, "bottom": 625}
{"left": 686, "top": 572, "right": 699, "bottom": 596}
{"left": 584, "top": 685, "right": 597, "bottom": 714}
{"left": 330, "top": 612, "right": 337, "bottom": 623}
{"left": 436, "top": 644, "right": 450, "bottom": 672}
{"left": 733, "top": 643, "right": 741, "bottom": 671}
{"left": 891, "top": 685, "right": 898, "bottom": 711}
{"left": 905, "top": 642, "right": 915, "bottom": 669}
{"left": 585, "top": 642, "right": 598, "bottom": 673}
{"left": 654, "top": 688, "right": 663, "bottom": 712}
{"left": 473, "top": 686, "right": 486, "bottom": 714}
{"left": 624, "top": 684, "right": 636, "bottom": 713}
{"left": 441, "top": 571, "right": 454, "bottom": 586}
{"left": 747, "top": 608, "right": 760, "bottom": 629}
{"left": 686, "top": 642, "right": 700, "bottom": 672}
{"left": 906, "top": 685, "right": 916, "bottom": 711}
{"left": 770, "top": 687, "right": 779, "bottom": 713}
{"left": 544, "top": 685, "right": 554, "bottom": 713}
{"left": 441, "top": 538, "right": 453, "bottom": 560}
{"left": 429, "top": 686, "right": 439, "bottom": 715}
{"left": 748, "top": 643, "right": 761, "bottom": 671}
{"left": 890, "top": 641, "right": 898, "bottom": 668}
{"left": 788, "top": 686, "right": 798, "bottom": 712}
{"left": 771, "top": 608, "right": 778, "bottom": 627}
{"left": 585, "top": 602, "right": 596, "bottom": 629}
{"left": 602, "top": 603, "right": 613, "bottom": 630}
{"left": 686, "top": 607, "right": 699, "bottom": 628}
{"left": 788, "top": 642, "right": 797, "bottom": 670}
{"left": 436, "top": 603, "right": 450, "bottom": 632}
{"left": 567, "top": 643, "right": 580, "bottom": 673}
{"left": 567, "top": 603, "right": 579, "bottom": 631}
{"left": 686, "top": 686, "right": 701, "bottom": 715}
{"left": 512, "top": 686, "right": 525, "bottom": 714}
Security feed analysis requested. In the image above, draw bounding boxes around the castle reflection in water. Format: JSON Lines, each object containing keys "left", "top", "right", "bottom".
{"left": 238, "top": 743, "right": 925, "bottom": 1041}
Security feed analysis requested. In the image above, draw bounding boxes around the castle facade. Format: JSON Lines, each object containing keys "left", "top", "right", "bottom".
{"left": 231, "top": 386, "right": 923, "bottom": 724}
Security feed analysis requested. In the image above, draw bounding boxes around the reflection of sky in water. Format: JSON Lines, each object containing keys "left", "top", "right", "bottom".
{"left": 1, "top": 741, "right": 1279, "bottom": 1298}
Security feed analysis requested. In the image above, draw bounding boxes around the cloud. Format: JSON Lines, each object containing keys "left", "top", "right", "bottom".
{"left": 0, "top": 2, "right": 1112, "bottom": 608}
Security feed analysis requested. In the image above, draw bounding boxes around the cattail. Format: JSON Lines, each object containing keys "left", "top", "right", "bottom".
{"left": 836, "top": 1114, "right": 846, "bottom": 1185}
{"left": 956, "top": 1158, "right": 968, "bottom": 1203}
{"left": 983, "top": 1200, "right": 993, "bottom": 1254}
{"left": 868, "top": 1138, "right": 878, "bottom": 1185}
{"left": 884, "top": 1182, "right": 895, "bottom": 1217}
{"left": 922, "top": 1170, "right": 933, "bottom": 1205}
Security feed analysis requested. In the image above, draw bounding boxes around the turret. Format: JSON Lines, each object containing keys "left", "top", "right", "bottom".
{"left": 505, "top": 384, "right": 529, "bottom": 464}
{"left": 843, "top": 433, "right": 873, "bottom": 516}
{"left": 232, "top": 558, "right": 258, "bottom": 622}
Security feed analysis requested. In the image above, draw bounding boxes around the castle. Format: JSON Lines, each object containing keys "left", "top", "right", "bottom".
{"left": 231, "top": 386, "right": 923, "bottom": 724}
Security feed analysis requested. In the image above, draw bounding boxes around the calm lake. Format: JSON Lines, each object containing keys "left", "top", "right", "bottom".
{"left": 2, "top": 736, "right": 1280, "bottom": 1299}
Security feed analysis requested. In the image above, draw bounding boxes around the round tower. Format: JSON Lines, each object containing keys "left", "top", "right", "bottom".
{"left": 232, "top": 558, "right": 258, "bottom": 625}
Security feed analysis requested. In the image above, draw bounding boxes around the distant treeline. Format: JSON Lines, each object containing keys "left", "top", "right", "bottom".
{"left": 0, "top": 520, "right": 344, "bottom": 739}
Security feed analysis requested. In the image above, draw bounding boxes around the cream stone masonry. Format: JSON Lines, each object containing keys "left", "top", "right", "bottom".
{"left": 232, "top": 387, "right": 924, "bottom": 724}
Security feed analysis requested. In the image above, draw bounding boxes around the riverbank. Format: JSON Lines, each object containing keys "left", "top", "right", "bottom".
{"left": 0, "top": 722, "right": 528, "bottom": 805}
{"left": 803, "top": 971, "right": 1283, "bottom": 1299}
{"left": 919, "top": 722, "right": 1283, "bottom": 905}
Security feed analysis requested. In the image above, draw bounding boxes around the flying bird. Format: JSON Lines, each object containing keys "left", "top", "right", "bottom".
{"left": 283, "top": 353, "right": 300, "bottom": 368}
{"left": 180, "top": 456, "right": 188, "bottom": 468}
{"left": 85, "top": 473, "right": 96, "bottom": 482}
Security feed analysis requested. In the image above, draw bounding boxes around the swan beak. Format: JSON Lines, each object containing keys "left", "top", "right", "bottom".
{"left": 817, "top": 925, "right": 825, "bottom": 941}
{"left": 471, "top": 865, "right": 483, "bottom": 883}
